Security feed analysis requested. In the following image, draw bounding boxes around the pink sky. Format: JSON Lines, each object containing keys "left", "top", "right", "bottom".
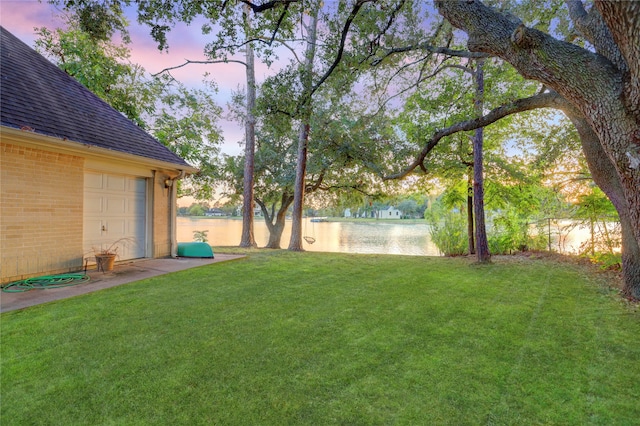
{"left": 0, "top": 0, "right": 285, "bottom": 156}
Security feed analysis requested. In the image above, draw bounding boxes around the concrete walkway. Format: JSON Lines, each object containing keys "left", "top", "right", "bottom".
{"left": 1, "top": 254, "right": 245, "bottom": 313}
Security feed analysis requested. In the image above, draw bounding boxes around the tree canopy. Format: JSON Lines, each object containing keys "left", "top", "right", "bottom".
{"left": 37, "top": 8, "right": 223, "bottom": 199}
{"left": 50, "top": 0, "right": 640, "bottom": 299}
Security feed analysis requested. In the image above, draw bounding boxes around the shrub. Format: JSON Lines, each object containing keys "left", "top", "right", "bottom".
{"left": 587, "top": 251, "right": 622, "bottom": 271}
{"left": 488, "top": 208, "right": 546, "bottom": 254}
{"left": 192, "top": 230, "right": 209, "bottom": 243}
{"left": 426, "top": 206, "right": 468, "bottom": 256}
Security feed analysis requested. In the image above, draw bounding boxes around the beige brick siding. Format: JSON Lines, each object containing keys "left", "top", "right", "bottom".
{"left": 1, "top": 142, "right": 84, "bottom": 283}
{"left": 152, "top": 173, "right": 173, "bottom": 258}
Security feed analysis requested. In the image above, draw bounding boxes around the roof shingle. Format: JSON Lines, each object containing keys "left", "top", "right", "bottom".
{"left": 0, "top": 26, "right": 191, "bottom": 168}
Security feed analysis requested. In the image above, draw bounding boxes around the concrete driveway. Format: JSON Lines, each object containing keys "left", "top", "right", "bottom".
{"left": 1, "top": 254, "right": 245, "bottom": 313}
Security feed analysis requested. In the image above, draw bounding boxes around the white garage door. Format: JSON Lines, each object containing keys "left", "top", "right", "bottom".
{"left": 84, "top": 172, "right": 147, "bottom": 261}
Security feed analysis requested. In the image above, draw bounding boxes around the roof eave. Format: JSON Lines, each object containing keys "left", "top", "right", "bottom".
{"left": 1, "top": 126, "right": 199, "bottom": 175}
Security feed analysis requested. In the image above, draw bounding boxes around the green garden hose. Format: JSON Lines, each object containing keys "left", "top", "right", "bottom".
{"left": 1, "top": 274, "right": 90, "bottom": 293}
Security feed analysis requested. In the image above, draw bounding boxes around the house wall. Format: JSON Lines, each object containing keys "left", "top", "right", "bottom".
{"left": 1, "top": 130, "right": 190, "bottom": 284}
{"left": 380, "top": 208, "right": 402, "bottom": 219}
{"left": 152, "top": 172, "right": 174, "bottom": 258}
{"left": 1, "top": 142, "right": 84, "bottom": 283}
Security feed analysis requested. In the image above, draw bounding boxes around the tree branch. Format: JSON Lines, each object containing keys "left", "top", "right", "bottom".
{"left": 371, "top": 43, "right": 490, "bottom": 66}
{"left": 369, "top": 60, "right": 459, "bottom": 117}
{"left": 442, "top": 63, "right": 474, "bottom": 75}
{"left": 151, "top": 59, "right": 247, "bottom": 77}
{"left": 595, "top": 0, "right": 639, "bottom": 73}
{"left": 309, "top": 0, "right": 372, "bottom": 97}
{"left": 594, "top": 0, "right": 640, "bottom": 120}
{"left": 305, "top": 169, "right": 326, "bottom": 193}
{"left": 228, "top": 2, "right": 293, "bottom": 50}
{"left": 267, "top": 2, "right": 292, "bottom": 46}
{"left": 318, "top": 184, "right": 377, "bottom": 197}
{"left": 565, "top": 0, "right": 625, "bottom": 71}
{"left": 436, "top": 0, "right": 622, "bottom": 118}
{"left": 239, "top": 0, "right": 298, "bottom": 13}
{"left": 264, "top": 38, "right": 303, "bottom": 64}
{"left": 384, "top": 91, "right": 565, "bottom": 180}
{"left": 364, "top": 0, "right": 407, "bottom": 61}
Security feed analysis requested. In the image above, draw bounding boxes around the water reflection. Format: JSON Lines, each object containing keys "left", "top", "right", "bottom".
{"left": 178, "top": 217, "right": 608, "bottom": 256}
{"left": 177, "top": 217, "right": 441, "bottom": 256}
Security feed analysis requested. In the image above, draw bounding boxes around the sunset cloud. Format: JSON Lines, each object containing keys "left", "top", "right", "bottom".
{"left": 1, "top": 1, "right": 64, "bottom": 42}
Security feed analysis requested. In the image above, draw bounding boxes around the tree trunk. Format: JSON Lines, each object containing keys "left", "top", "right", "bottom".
{"left": 565, "top": 109, "right": 640, "bottom": 299}
{"left": 619, "top": 212, "right": 640, "bottom": 299}
{"left": 467, "top": 171, "right": 475, "bottom": 254}
{"left": 265, "top": 223, "right": 285, "bottom": 248}
{"left": 436, "top": 0, "right": 639, "bottom": 294}
{"left": 473, "top": 58, "right": 490, "bottom": 263}
{"left": 239, "top": 6, "right": 257, "bottom": 248}
{"left": 258, "top": 194, "right": 294, "bottom": 249}
{"left": 288, "top": 8, "right": 319, "bottom": 251}
{"left": 289, "top": 122, "right": 311, "bottom": 251}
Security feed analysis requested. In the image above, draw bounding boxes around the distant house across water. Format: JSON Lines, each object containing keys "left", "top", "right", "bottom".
{"left": 379, "top": 206, "right": 403, "bottom": 219}
{"left": 205, "top": 209, "right": 226, "bottom": 217}
{"left": 345, "top": 206, "right": 404, "bottom": 219}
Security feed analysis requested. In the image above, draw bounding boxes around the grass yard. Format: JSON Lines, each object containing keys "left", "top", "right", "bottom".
{"left": 1, "top": 251, "right": 639, "bottom": 425}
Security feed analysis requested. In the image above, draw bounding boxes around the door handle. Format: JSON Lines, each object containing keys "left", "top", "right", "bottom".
{"left": 102, "top": 225, "right": 106, "bottom": 231}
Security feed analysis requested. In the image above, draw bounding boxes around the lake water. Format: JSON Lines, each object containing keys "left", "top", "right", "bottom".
{"left": 178, "top": 217, "right": 608, "bottom": 256}
{"left": 178, "top": 217, "right": 440, "bottom": 256}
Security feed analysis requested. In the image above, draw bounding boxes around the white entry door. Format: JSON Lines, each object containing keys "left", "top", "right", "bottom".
{"left": 84, "top": 172, "right": 147, "bottom": 260}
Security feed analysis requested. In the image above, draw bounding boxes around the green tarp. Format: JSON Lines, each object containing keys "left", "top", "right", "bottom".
{"left": 177, "top": 242, "right": 214, "bottom": 258}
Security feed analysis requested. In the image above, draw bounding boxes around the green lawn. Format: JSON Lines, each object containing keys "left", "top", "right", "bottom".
{"left": 2, "top": 251, "right": 638, "bottom": 425}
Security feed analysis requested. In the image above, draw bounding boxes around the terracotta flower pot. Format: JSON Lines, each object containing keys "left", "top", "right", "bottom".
{"left": 95, "top": 254, "right": 116, "bottom": 272}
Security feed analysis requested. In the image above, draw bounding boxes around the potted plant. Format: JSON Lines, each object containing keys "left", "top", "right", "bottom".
{"left": 91, "top": 238, "right": 134, "bottom": 272}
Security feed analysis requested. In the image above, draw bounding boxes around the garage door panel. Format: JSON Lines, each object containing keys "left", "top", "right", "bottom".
{"left": 106, "top": 175, "right": 126, "bottom": 191}
{"left": 129, "top": 178, "right": 146, "bottom": 194}
{"left": 131, "top": 197, "right": 146, "bottom": 215}
{"left": 108, "top": 239, "right": 137, "bottom": 259}
{"left": 106, "top": 197, "right": 127, "bottom": 214}
{"left": 84, "top": 173, "right": 147, "bottom": 261}
{"left": 128, "top": 218, "right": 145, "bottom": 235}
{"left": 85, "top": 172, "right": 104, "bottom": 189}
{"left": 84, "top": 219, "right": 104, "bottom": 242}
{"left": 107, "top": 219, "right": 127, "bottom": 236}
{"left": 124, "top": 232, "right": 145, "bottom": 258}
{"left": 84, "top": 195, "right": 104, "bottom": 214}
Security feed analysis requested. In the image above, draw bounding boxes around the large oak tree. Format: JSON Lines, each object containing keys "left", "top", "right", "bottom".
{"left": 433, "top": 0, "right": 639, "bottom": 298}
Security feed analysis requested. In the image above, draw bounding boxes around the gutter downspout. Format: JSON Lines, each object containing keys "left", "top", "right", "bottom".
{"left": 170, "top": 170, "right": 186, "bottom": 258}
